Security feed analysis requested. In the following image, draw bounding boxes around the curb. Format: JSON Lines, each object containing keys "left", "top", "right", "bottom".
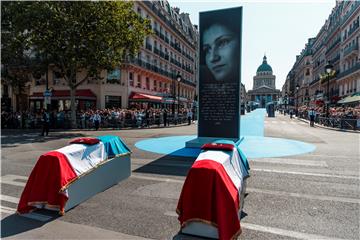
{"left": 296, "top": 117, "right": 359, "bottom": 133}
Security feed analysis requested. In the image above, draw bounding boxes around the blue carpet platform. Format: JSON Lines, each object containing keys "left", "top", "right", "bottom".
{"left": 135, "top": 109, "right": 315, "bottom": 158}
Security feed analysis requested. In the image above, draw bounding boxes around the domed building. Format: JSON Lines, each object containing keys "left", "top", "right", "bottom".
{"left": 247, "top": 55, "right": 280, "bottom": 108}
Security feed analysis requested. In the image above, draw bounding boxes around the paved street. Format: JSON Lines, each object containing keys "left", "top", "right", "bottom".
{"left": 1, "top": 112, "right": 359, "bottom": 239}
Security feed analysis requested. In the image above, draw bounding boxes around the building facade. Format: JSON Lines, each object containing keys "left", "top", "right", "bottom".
{"left": 3, "top": 0, "right": 199, "bottom": 113}
{"left": 247, "top": 56, "right": 280, "bottom": 108}
{"left": 284, "top": 1, "right": 359, "bottom": 109}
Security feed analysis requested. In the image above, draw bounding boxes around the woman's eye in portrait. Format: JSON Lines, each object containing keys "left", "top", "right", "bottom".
{"left": 217, "top": 38, "right": 230, "bottom": 49}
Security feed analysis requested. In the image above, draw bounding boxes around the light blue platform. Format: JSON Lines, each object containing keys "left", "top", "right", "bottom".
{"left": 135, "top": 109, "right": 316, "bottom": 159}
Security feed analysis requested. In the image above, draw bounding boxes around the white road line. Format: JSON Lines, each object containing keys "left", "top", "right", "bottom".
{"left": 0, "top": 174, "right": 27, "bottom": 187}
{"left": 252, "top": 168, "right": 359, "bottom": 180}
{"left": 252, "top": 158, "right": 328, "bottom": 167}
{"left": 0, "top": 194, "right": 53, "bottom": 222}
{"left": 247, "top": 188, "right": 360, "bottom": 204}
{"left": 241, "top": 222, "right": 349, "bottom": 240}
{"left": 132, "top": 174, "right": 184, "bottom": 183}
{"left": 165, "top": 212, "right": 348, "bottom": 240}
{"left": 1, "top": 194, "right": 20, "bottom": 203}
{"left": 1, "top": 206, "right": 16, "bottom": 214}
{"left": 133, "top": 175, "right": 359, "bottom": 204}
{"left": 164, "top": 211, "right": 178, "bottom": 217}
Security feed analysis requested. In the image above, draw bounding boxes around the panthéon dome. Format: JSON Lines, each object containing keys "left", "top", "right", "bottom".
{"left": 257, "top": 55, "right": 273, "bottom": 73}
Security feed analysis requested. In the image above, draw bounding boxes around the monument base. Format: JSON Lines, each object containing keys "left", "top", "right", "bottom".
{"left": 185, "top": 137, "right": 241, "bottom": 148}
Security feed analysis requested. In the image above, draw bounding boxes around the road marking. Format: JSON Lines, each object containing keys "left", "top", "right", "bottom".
{"left": 133, "top": 174, "right": 359, "bottom": 204}
{"left": 132, "top": 174, "right": 184, "bottom": 183}
{"left": 252, "top": 168, "right": 359, "bottom": 180}
{"left": 165, "top": 212, "right": 348, "bottom": 240}
{"left": 247, "top": 188, "right": 360, "bottom": 204}
{"left": 0, "top": 193, "right": 54, "bottom": 222}
{"left": 241, "top": 222, "right": 348, "bottom": 240}
{"left": 1, "top": 205, "right": 16, "bottom": 214}
{"left": 0, "top": 174, "right": 27, "bottom": 187}
{"left": 252, "top": 158, "right": 328, "bottom": 167}
{"left": 1, "top": 194, "right": 20, "bottom": 203}
{"left": 164, "top": 211, "right": 178, "bottom": 217}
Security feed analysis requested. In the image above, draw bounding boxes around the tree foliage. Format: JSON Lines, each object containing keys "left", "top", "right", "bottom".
{"left": 2, "top": 1, "right": 151, "bottom": 125}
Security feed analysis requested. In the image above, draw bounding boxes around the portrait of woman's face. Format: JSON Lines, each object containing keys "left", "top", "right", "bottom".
{"left": 202, "top": 24, "right": 239, "bottom": 82}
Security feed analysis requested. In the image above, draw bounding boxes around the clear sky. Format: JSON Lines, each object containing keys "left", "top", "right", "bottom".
{"left": 167, "top": 0, "right": 335, "bottom": 91}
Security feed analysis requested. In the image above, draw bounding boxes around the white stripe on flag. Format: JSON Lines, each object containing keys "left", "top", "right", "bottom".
{"left": 56, "top": 142, "right": 107, "bottom": 176}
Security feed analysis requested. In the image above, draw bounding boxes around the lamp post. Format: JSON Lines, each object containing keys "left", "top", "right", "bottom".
{"left": 284, "top": 92, "right": 288, "bottom": 115}
{"left": 295, "top": 84, "right": 300, "bottom": 117}
{"left": 172, "top": 73, "right": 175, "bottom": 115}
{"left": 176, "top": 72, "right": 181, "bottom": 115}
{"left": 324, "top": 61, "right": 333, "bottom": 118}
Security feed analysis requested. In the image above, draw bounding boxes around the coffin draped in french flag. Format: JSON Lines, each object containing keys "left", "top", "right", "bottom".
{"left": 177, "top": 140, "right": 250, "bottom": 240}
{"left": 17, "top": 135, "right": 131, "bottom": 215}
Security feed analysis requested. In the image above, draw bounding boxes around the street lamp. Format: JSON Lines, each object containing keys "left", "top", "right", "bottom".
{"left": 176, "top": 72, "right": 182, "bottom": 115}
{"left": 284, "top": 92, "right": 288, "bottom": 115}
{"left": 295, "top": 84, "right": 300, "bottom": 117}
{"left": 324, "top": 61, "right": 333, "bottom": 118}
{"left": 172, "top": 73, "right": 176, "bottom": 115}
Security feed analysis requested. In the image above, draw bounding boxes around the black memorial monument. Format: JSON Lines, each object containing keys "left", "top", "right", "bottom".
{"left": 186, "top": 7, "right": 242, "bottom": 148}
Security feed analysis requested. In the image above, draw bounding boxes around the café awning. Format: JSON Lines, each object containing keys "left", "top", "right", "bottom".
{"left": 337, "top": 92, "right": 360, "bottom": 104}
{"left": 129, "top": 92, "right": 163, "bottom": 102}
{"left": 29, "top": 89, "right": 97, "bottom": 100}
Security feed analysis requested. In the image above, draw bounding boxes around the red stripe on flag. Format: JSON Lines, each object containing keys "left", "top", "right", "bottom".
{"left": 177, "top": 159, "right": 241, "bottom": 240}
{"left": 17, "top": 151, "right": 77, "bottom": 215}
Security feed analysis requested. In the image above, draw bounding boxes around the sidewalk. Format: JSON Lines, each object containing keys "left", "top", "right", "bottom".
{"left": 296, "top": 117, "right": 359, "bottom": 133}
{"left": 1, "top": 122, "right": 192, "bottom": 134}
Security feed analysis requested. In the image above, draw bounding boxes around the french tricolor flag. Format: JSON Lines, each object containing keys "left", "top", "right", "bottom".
{"left": 177, "top": 143, "right": 248, "bottom": 240}
{"left": 17, "top": 138, "right": 108, "bottom": 215}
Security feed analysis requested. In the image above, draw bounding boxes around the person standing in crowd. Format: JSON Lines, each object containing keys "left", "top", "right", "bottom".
{"left": 93, "top": 111, "right": 101, "bottom": 131}
{"left": 187, "top": 109, "right": 193, "bottom": 125}
{"left": 308, "top": 108, "right": 316, "bottom": 127}
{"left": 163, "top": 108, "right": 168, "bottom": 127}
{"left": 41, "top": 108, "right": 50, "bottom": 136}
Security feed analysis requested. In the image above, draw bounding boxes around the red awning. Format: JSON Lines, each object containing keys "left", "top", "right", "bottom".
{"left": 129, "top": 92, "right": 162, "bottom": 102}
{"left": 29, "top": 89, "right": 97, "bottom": 100}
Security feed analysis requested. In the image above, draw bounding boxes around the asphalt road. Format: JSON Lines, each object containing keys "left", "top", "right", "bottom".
{"left": 1, "top": 112, "right": 359, "bottom": 239}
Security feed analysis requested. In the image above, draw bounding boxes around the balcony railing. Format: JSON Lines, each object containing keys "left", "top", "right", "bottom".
{"left": 145, "top": 43, "right": 152, "bottom": 51}
{"left": 343, "top": 43, "right": 358, "bottom": 57}
{"left": 124, "top": 57, "right": 195, "bottom": 87}
{"left": 154, "top": 47, "right": 160, "bottom": 55}
{"left": 341, "top": 1, "right": 360, "bottom": 26}
{"left": 337, "top": 63, "right": 360, "bottom": 79}
{"left": 325, "top": 38, "right": 340, "bottom": 54}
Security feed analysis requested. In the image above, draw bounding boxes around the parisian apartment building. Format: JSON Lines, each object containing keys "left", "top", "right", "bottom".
{"left": 2, "top": 0, "right": 199, "bottom": 113}
{"left": 282, "top": 1, "right": 359, "bottom": 107}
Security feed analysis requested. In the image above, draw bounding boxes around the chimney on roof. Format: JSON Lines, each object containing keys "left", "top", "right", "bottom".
{"left": 174, "top": 7, "right": 180, "bottom": 14}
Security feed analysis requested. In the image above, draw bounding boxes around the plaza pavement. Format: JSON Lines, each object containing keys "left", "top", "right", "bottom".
{"left": 1, "top": 110, "right": 359, "bottom": 239}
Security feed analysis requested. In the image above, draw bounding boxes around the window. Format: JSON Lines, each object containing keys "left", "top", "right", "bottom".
{"left": 129, "top": 72, "right": 134, "bottom": 87}
{"left": 137, "top": 75, "right": 142, "bottom": 88}
{"left": 153, "top": 80, "right": 157, "bottom": 91}
{"left": 146, "top": 77, "right": 150, "bottom": 90}
{"left": 107, "top": 68, "right": 121, "bottom": 84}
{"left": 105, "top": 96, "right": 122, "bottom": 109}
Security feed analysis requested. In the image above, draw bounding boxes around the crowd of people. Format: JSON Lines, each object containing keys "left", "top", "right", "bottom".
{"left": 295, "top": 104, "right": 360, "bottom": 130}
{"left": 1, "top": 107, "right": 196, "bottom": 130}
{"left": 296, "top": 105, "right": 360, "bottom": 119}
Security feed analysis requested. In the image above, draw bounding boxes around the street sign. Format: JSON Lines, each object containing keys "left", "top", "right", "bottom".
{"left": 43, "top": 90, "right": 52, "bottom": 97}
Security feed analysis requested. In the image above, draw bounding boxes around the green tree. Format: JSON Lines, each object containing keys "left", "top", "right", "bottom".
{"left": 2, "top": 1, "right": 151, "bottom": 127}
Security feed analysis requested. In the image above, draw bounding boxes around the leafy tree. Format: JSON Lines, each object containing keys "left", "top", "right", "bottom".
{"left": 2, "top": 1, "right": 151, "bottom": 126}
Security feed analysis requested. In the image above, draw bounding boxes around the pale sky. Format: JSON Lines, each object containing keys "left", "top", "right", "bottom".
{"left": 167, "top": 0, "right": 335, "bottom": 91}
